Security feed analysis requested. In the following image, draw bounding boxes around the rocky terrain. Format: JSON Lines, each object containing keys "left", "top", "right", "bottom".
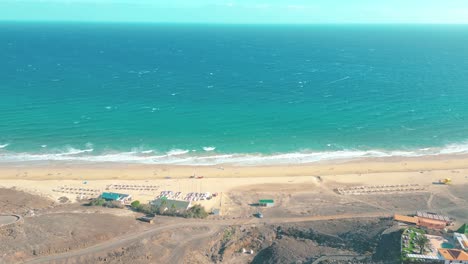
{"left": 202, "top": 218, "right": 400, "bottom": 264}
{"left": 0, "top": 187, "right": 55, "bottom": 216}
{"left": 60, "top": 218, "right": 400, "bottom": 264}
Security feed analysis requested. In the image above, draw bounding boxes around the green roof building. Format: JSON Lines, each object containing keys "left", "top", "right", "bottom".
{"left": 151, "top": 198, "right": 191, "bottom": 211}
{"left": 259, "top": 199, "right": 275, "bottom": 207}
{"left": 457, "top": 223, "right": 468, "bottom": 234}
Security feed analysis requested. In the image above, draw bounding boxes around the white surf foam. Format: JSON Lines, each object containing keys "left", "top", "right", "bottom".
{"left": 59, "top": 147, "right": 94, "bottom": 156}
{"left": 203, "top": 146, "right": 216, "bottom": 151}
{"left": 438, "top": 142, "right": 468, "bottom": 155}
{"left": 1, "top": 142, "right": 468, "bottom": 165}
{"left": 166, "top": 149, "right": 190, "bottom": 156}
{"left": 0, "top": 144, "right": 9, "bottom": 149}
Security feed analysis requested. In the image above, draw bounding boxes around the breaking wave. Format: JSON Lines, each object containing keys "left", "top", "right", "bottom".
{"left": 59, "top": 147, "right": 94, "bottom": 156}
{"left": 203, "top": 146, "right": 216, "bottom": 151}
{"left": 1, "top": 142, "right": 468, "bottom": 166}
{"left": 166, "top": 149, "right": 190, "bottom": 156}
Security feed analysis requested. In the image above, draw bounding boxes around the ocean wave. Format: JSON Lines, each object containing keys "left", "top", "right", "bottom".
{"left": 0, "top": 144, "right": 9, "bottom": 149}
{"left": 203, "top": 146, "right": 216, "bottom": 151}
{"left": 1, "top": 143, "right": 468, "bottom": 165}
{"left": 59, "top": 147, "right": 94, "bottom": 156}
{"left": 166, "top": 149, "right": 190, "bottom": 156}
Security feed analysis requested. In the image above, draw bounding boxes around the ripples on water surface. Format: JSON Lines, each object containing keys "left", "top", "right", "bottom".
{"left": 1, "top": 24, "right": 468, "bottom": 164}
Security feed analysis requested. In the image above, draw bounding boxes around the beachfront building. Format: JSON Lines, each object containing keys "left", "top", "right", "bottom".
{"left": 412, "top": 249, "right": 468, "bottom": 263}
{"left": 417, "top": 211, "right": 452, "bottom": 226}
{"left": 394, "top": 214, "right": 419, "bottom": 226}
{"left": 259, "top": 199, "right": 275, "bottom": 207}
{"left": 402, "top": 228, "right": 457, "bottom": 262}
{"left": 394, "top": 214, "right": 446, "bottom": 230}
{"left": 401, "top": 223, "right": 468, "bottom": 263}
{"left": 438, "top": 249, "right": 468, "bottom": 264}
{"left": 394, "top": 212, "right": 450, "bottom": 230}
{"left": 454, "top": 232, "right": 468, "bottom": 251}
{"left": 100, "top": 192, "right": 132, "bottom": 204}
{"left": 151, "top": 197, "right": 191, "bottom": 212}
{"left": 419, "top": 218, "right": 448, "bottom": 230}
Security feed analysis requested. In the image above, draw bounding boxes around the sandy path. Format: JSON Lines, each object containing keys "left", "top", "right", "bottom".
{"left": 427, "top": 193, "right": 434, "bottom": 210}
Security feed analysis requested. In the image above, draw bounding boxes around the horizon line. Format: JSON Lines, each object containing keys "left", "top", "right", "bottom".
{"left": 1, "top": 20, "right": 468, "bottom": 26}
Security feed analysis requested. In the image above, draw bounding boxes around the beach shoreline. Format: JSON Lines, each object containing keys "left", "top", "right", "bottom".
{"left": 1, "top": 153, "right": 468, "bottom": 180}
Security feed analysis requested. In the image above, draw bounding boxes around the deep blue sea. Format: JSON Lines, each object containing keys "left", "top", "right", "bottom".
{"left": 1, "top": 23, "right": 468, "bottom": 165}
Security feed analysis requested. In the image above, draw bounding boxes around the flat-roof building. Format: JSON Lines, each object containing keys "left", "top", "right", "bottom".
{"left": 259, "top": 199, "right": 275, "bottom": 207}
{"left": 418, "top": 218, "right": 447, "bottom": 230}
{"left": 417, "top": 211, "right": 452, "bottom": 224}
{"left": 438, "top": 249, "right": 468, "bottom": 264}
{"left": 151, "top": 198, "right": 191, "bottom": 212}
{"left": 394, "top": 214, "right": 419, "bottom": 225}
{"left": 394, "top": 212, "right": 450, "bottom": 230}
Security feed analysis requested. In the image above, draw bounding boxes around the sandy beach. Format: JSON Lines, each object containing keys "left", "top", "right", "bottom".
{"left": 1, "top": 154, "right": 468, "bottom": 207}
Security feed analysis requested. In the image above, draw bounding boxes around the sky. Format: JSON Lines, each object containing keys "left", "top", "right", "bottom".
{"left": 1, "top": 0, "right": 468, "bottom": 24}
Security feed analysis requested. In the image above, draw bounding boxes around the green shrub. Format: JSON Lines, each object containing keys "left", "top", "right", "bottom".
{"left": 184, "top": 204, "right": 208, "bottom": 219}
{"left": 132, "top": 203, "right": 159, "bottom": 215}
{"left": 222, "top": 227, "right": 234, "bottom": 243}
{"left": 89, "top": 197, "right": 106, "bottom": 206}
{"left": 89, "top": 198, "right": 124, "bottom": 208}
{"left": 104, "top": 200, "right": 124, "bottom": 209}
{"left": 89, "top": 197, "right": 210, "bottom": 220}
{"left": 131, "top": 200, "right": 141, "bottom": 209}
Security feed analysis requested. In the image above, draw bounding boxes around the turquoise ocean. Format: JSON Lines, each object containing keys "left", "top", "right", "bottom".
{"left": 1, "top": 23, "right": 468, "bottom": 165}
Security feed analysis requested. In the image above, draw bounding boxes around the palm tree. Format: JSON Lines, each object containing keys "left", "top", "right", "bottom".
{"left": 414, "top": 235, "right": 430, "bottom": 254}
